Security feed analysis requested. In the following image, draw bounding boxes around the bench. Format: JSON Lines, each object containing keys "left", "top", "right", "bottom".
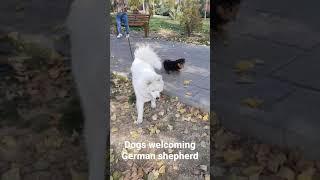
{"left": 115, "top": 13, "right": 150, "bottom": 37}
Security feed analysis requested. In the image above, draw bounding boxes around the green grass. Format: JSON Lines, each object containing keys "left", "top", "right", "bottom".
{"left": 149, "top": 15, "right": 182, "bottom": 33}
{"left": 150, "top": 15, "right": 209, "bottom": 34}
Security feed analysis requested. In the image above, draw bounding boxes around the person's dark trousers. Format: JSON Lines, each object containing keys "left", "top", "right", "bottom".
{"left": 116, "top": 12, "right": 130, "bottom": 35}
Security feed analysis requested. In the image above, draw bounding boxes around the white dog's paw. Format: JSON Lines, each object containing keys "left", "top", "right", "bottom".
{"left": 134, "top": 118, "right": 143, "bottom": 124}
{"left": 151, "top": 102, "right": 156, "bottom": 108}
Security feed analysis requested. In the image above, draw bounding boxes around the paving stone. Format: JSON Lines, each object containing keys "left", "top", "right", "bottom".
{"left": 0, "top": 41, "right": 15, "bottom": 55}
{"left": 214, "top": 101, "right": 286, "bottom": 146}
{"left": 33, "top": 159, "right": 50, "bottom": 171}
{"left": 242, "top": 0, "right": 320, "bottom": 29}
{"left": 0, "top": 0, "right": 72, "bottom": 34}
{"left": 192, "top": 88, "right": 210, "bottom": 112}
{"left": 211, "top": 165, "right": 226, "bottom": 176}
{"left": 214, "top": 66, "right": 295, "bottom": 110}
{"left": 162, "top": 72, "right": 208, "bottom": 89}
{"left": 1, "top": 167, "right": 20, "bottom": 180}
{"left": 285, "top": 130, "right": 320, "bottom": 160}
{"left": 273, "top": 47, "right": 320, "bottom": 90}
{"left": 111, "top": 35, "right": 210, "bottom": 112}
{"left": 228, "top": 6, "right": 320, "bottom": 49}
{"left": 214, "top": 34, "right": 303, "bottom": 75}
{"left": 193, "top": 76, "right": 210, "bottom": 90}
{"left": 23, "top": 171, "right": 51, "bottom": 180}
{"left": 213, "top": 0, "right": 320, "bottom": 161}
{"left": 270, "top": 89, "right": 320, "bottom": 142}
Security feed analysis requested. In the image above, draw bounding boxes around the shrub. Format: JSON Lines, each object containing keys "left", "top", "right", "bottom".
{"left": 128, "top": 0, "right": 143, "bottom": 11}
{"left": 155, "top": 4, "right": 170, "bottom": 16}
{"left": 178, "top": 0, "right": 203, "bottom": 36}
{"left": 154, "top": 0, "right": 176, "bottom": 17}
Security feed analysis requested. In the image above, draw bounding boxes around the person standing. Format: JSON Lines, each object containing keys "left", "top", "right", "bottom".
{"left": 115, "top": 0, "right": 130, "bottom": 38}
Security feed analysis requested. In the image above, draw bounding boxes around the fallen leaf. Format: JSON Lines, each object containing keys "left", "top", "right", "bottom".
{"left": 223, "top": 149, "right": 243, "bottom": 164}
{"left": 242, "top": 165, "right": 263, "bottom": 176}
{"left": 254, "top": 58, "right": 265, "bottom": 65}
{"left": 267, "top": 153, "right": 287, "bottom": 173}
{"left": 234, "top": 60, "right": 255, "bottom": 73}
{"left": 7, "top": 32, "right": 19, "bottom": 41}
{"left": 49, "top": 68, "right": 61, "bottom": 79}
{"left": 1, "top": 136, "right": 17, "bottom": 147}
{"left": 204, "top": 174, "right": 210, "bottom": 180}
{"left": 158, "top": 111, "right": 165, "bottom": 116}
{"left": 111, "top": 114, "right": 117, "bottom": 121}
{"left": 248, "top": 174, "right": 260, "bottom": 180}
{"left": 183, "top": 80, "right": 192, "bottom": 86}
{"left": 152, "top": 114, "right": 158, "bottom": 121}
{"left": 202, "top": 114, "right": 209, "bottom": 121}
{"left": 110, "top": 154, "right": 115, "bottom": 163}
{"left": 199, "top": 165, "right": 207, "bottom": 172}
{"left": 148, "top": 170, "right": 159, "bottom": 180}
{"left": 159, "top": 165, "right": 166, "bottom": 174}
{"left": 148, "top": 126, "right": 160, "bottom": 135}
{"left": 167, "top": 124, "right": 173, "bottom": 131}
{"left": 123, "top": 170, "right": 131, "bottom": 180}
{"left": 200, "top": 141, "right": 206, "bottom": 148}
{"left": 111, "top": 127, "right": 118, "bottom": 133}
{"left": 130, "top": 131, "right": 140, "bottom": 139}
{"left": 277, "top": 167, "right": 295, "bottom": 180}
{"left": 297, "top": 167, "right": 315, "bottom": 180}
{"left": 191, "top": 118, "right": 197, "bottom": 122}
{"left": 236, "top": 75, "right": 256, "bottom": 84}
{"left": 179, "top": 108, "right": 186, "bottom": 114}
{"left": 183, "top": 116, "right": 191, "bottom": 121}
{"left": 296, "top": 160, "right": 314, "bottom": 172}
{"left": 137, "top": 167, "right": 144, "bottom": 178}
{"left": 242, "top": 98, "right": 264, "bottom": 108}
{"left": 112, "top": 171, "right": 122, "bottom": 180}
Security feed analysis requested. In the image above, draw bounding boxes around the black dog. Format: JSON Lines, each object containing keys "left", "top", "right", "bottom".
{"left": 213, "top": 0, "right": 241, "bottom": 33}
{"left": 163, "top": 58, "right": 185, "bottom": 74}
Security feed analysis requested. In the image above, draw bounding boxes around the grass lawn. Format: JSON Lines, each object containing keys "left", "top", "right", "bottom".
{"left": 149, "top": 15, "right": 210, "bottom": 35}
{"left": 110, "top": 13, "right": 210, "bottom": 45}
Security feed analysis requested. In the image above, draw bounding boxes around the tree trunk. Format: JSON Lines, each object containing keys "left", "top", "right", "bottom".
{"left": 204, "top": 0, "right": 208, "bottom": 20}
{"left": 142, "top": 0, "right": 145, "bottom": 13}
{"left": 145, "top": 0, "right": 149, "bottom": 13}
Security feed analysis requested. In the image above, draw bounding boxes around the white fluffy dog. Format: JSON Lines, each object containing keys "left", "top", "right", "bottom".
{"left": 131, "top": 45, "right": 164, "bottom": 124}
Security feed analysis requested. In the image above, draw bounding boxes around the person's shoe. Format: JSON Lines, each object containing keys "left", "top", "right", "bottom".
{"left": 126, "top": 34, "right": 130, "bottom": 38}
{"left": 117, "top": 34, "right": 123, "bottom": 38}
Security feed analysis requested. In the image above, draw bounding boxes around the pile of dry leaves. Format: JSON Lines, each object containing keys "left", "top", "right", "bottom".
{"left": 110, "top": 73, "right": 320, "bottom": 180}
{"left": 110, "top": 73, "right": 210, "bottom": 180}
{"left": 0, "top": 31, "right": 87, "bottom": 179}
{"left": 0, "top": 32, "right": 78, "bottom": 132}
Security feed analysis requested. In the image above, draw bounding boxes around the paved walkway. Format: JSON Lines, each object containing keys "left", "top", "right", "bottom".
{"left": 214, "top": 0, "right": 320, "bottom": 159}
{"left": 110, "top": 33, "right": 210, "bottom": 112}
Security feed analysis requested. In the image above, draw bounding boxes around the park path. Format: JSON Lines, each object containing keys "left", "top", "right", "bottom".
{"left": 110, "top": 32, "right": 210, "bottom": 112}
{"left": 214, "top": 0, "right": 320, "bottom": 160}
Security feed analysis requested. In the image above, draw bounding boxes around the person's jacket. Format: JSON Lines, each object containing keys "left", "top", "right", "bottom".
{"left": 115, "top": 0, "right": 128, "bottom": 13}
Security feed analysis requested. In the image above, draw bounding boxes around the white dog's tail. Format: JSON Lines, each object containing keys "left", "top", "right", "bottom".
{"left": 134, "top": 45, "right": 162, "bottom": 70}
